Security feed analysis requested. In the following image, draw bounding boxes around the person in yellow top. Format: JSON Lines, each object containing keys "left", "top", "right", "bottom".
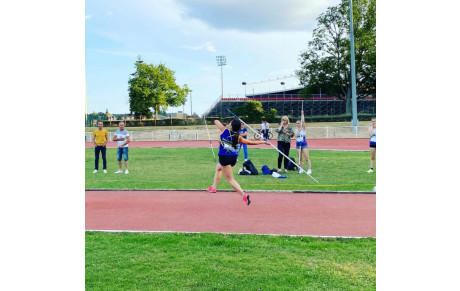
{"left": 92, "top": 121, "right": 108, "bottom": 173}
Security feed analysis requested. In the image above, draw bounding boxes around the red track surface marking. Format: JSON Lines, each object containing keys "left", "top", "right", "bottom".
{"left": 85, "top": 138, "right": 368, "bottom": 150}
{"left": 86, "top": 190, "right": 375, "bottom": 237}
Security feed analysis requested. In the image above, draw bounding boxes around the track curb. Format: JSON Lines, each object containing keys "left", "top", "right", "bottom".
{"left": 85, "top": 188, "right": 376, "bottom": 194}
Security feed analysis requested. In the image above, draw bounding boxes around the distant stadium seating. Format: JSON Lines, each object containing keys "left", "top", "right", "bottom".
{"left": 204, "top": 93, "right": 376, "bottom": 118}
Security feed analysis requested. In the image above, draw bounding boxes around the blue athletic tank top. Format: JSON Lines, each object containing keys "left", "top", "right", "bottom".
{"left": 295, "top": 128, "right": 307, "bottom": 147}
{"left": 295, "top": 128, "right": 306, "bottom": 143}
{"left": 218, "top": 128, "right": 239, "bottom": 156}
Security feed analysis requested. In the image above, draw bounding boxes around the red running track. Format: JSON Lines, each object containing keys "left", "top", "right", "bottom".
{"left": 85, "top": 138, "right": 369, "bottom": 151}
{"left": 86, "top": 190, "right": 375, "bottom": 237}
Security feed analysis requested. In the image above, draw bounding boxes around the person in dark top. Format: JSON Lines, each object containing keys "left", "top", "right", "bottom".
{"left": 206, "top": 119, "right": 269, "bottom": 205}
{"left": 275, "top": 116, "right": 294, "bottom": 173}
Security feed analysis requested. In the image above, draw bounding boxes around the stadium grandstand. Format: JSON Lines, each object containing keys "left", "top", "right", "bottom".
{"left": 203, "top": 76, "right": 376, "bottom": 119}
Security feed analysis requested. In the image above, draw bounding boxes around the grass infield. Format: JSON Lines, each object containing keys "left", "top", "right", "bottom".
{"left": 85, "top": 147, "right": 376, "bottom": 191}
{"left": 86, "top": 232, "right": 376, "bottom": 290}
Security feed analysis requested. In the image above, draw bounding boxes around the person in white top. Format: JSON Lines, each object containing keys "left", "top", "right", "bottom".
{"left": 260, "top": 120, "right": 270, "bottom": 140}
{"left": 264, "top": 121, "right": 270, "bottom": 140}
{"left": 367, "top": 117, "right": 376, "bottom": 173}
{"left": 113, "top": 122, "right": 131, "bottom": 174}
{"left": 260, "top": 120, "right": 266, "bottom": 139}
{"left": 293, "top": 110, "right": 312, "bottom": 175}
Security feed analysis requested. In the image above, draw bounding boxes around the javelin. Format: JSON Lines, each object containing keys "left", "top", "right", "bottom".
{"left": 227, "top": 109, "right": 319, "bottom": 183}
{"left": 203, "top": 115, "right": 216, "bottom": 163}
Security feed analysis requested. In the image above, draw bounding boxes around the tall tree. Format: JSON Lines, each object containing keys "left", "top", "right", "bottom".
{"left": 245, "top": 100, "right": 265, "bottom": 123}
{"left": 128, "top": 56, "right": 190, "bottom": 120}
{"left": 296, "top": 0, "right": 376, "bottom": 113}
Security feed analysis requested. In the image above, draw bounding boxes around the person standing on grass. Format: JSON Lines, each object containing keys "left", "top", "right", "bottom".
{"left": 237, "top": 123, "right": 249, "bottom": 162}
{"left": 92, "top": 121, "right": 108, "bottom": 173}
{"left": 294, "top": 110, "right": 312, "bottom": 175}
{"left": 275, "top": 116, "right": 294, "bottom": 173}
{"left": 113, "top": 121, "right": 131, "bottom": 174}
{"left": 367, "top": 117, "right": 376, "bottom": 173}
{"left": 206, "top": 119, "right": 270, "bottom": 205}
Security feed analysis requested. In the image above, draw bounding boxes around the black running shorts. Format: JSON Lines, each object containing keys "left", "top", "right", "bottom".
{"left": 219, "top": 155, "right": 237, "bottom": 167}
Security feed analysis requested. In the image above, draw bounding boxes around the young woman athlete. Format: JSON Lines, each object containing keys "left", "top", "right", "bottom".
{"left": 293, "top": 110, "right": 312, "bottom": 175}
{"left": 206, "top": 118, "right": 270, "bottom": 205}
{"left": 367, "top": 117, "right": 376, "bottom": 173}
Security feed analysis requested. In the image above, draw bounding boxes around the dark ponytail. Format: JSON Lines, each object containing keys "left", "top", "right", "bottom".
{"left": 231, "top": 119, "right": 241, "bottom": 149}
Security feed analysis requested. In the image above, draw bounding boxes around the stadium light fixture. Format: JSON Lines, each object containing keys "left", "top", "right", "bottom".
{"left": 216, "top": 56, "right": 226, "bottom": 116}
{"left": 280, "top": 82, "right": 285, "bottom": 99}
{"left": 242, "top": 82, "right": 247, "bottom": 96}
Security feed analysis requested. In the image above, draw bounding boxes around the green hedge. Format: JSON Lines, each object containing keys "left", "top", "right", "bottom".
{"left": 303, "top": 113, "right": 375, "bottom": 123}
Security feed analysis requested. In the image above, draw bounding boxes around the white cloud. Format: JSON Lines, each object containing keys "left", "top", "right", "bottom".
{"left": 85, "top": 0, "right": 341, "bottom": 114}
{"left": 180, "top": 41, "right": 216, "bottom": 52}
{"left": 85, "top": 14, "right": 92, "bottom": 20}
{"left": 176, "top": 0, "right": 341, "bottom": 32}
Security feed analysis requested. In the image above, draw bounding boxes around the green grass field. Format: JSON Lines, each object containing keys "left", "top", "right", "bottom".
{"left": 86, "top": 232, "right": 376, "bottom": 290}
{"left": 86, "top": 146, "right": 376, "bottom": 289}
{"left": 85, "top": 147, "right": 375, "bottom": 191}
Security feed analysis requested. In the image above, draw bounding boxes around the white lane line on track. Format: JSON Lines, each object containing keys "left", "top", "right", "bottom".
{"left": 85, "top": 229, "right": 374, "bottom": 239}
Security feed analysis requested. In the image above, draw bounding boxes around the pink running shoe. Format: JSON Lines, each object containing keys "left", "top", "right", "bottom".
{"left": 242, "top": 194, "right": 251, "bottom": 205}
{"left": 206, "top": 186, "right": 217, "bottom": 193}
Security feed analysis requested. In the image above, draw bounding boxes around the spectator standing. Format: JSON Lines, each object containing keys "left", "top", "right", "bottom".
{"left": 92, "top": 121, "right": 108, "bottom": 173}
{"left": 294, "top": 110, "right": 312, "bottom": 175}
{"left": 260, "top": 120, "right": 266, "bottom": 139}
{"left": 264, "top": 121, "right": 270, "bottom": 140}
{"left": 113, "top": 122, "right": 131, "bottom": 174}
{"left": 367, "top": 117, "right": 376, "bottom": 173}
{"left": 275, "top": 116, "right": 294, "bottom": 173}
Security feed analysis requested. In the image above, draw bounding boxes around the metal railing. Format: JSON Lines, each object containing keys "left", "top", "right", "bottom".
{"left": 85, "top": 126, "right": 371, "bottom": 142}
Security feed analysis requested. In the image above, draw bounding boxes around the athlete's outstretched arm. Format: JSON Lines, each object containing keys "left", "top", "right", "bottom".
{"left": 214, "top": 120, "right": 226, "bottom": 131}
{"left": 239, "top": 137, "right": 270, "bottom": 146}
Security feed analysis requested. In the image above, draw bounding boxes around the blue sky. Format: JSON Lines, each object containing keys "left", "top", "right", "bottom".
{"left": 85, "top": 0, "right": 340, "bottom": 116}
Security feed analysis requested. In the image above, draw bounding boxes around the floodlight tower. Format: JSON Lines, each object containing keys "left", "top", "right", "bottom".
{"left": 216, "top": 55, "right": 226, "bottom": 117}
{"left": 349, "top": 0, "right": 358, "bottom": 131}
